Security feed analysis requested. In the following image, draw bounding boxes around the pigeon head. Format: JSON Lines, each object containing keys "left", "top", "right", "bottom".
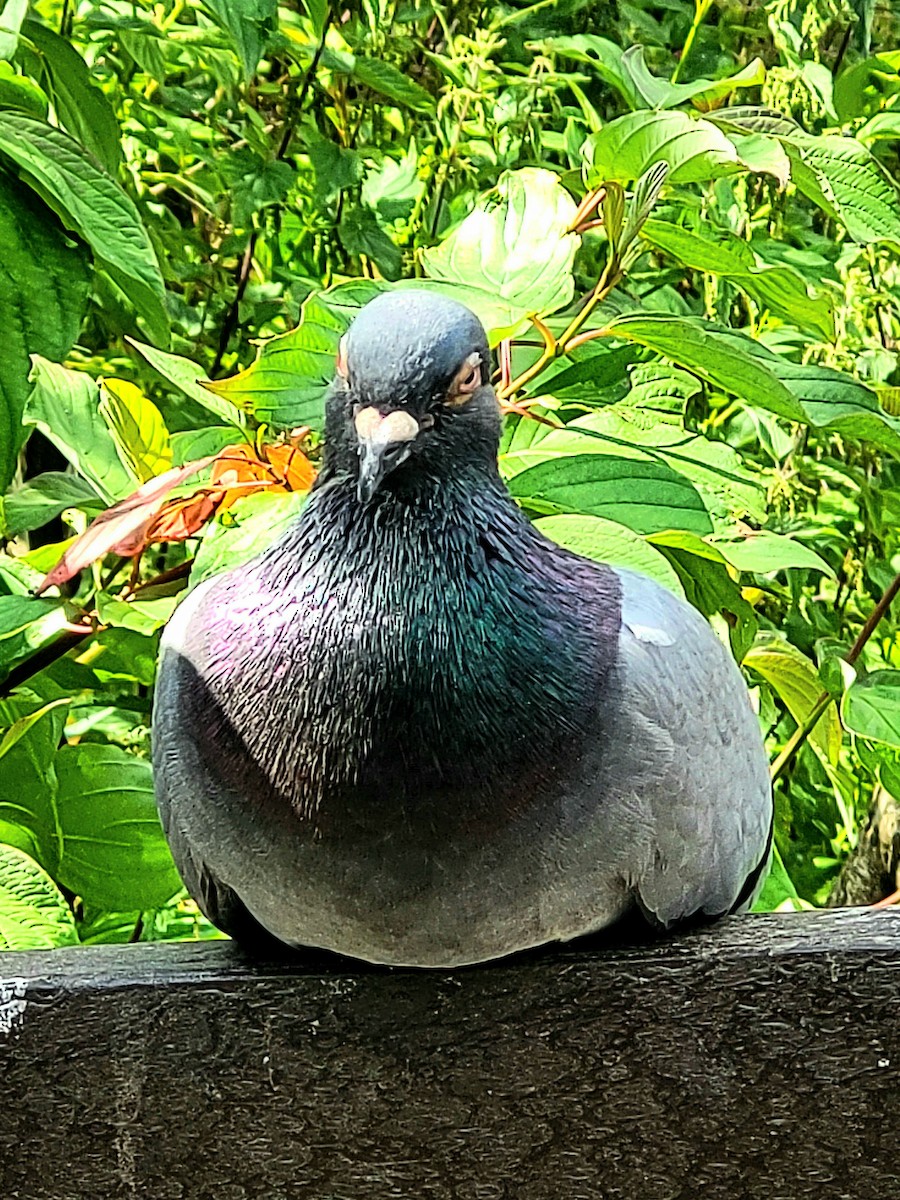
{"left": 323, "top": 290, "right": 499, "bottom": 502}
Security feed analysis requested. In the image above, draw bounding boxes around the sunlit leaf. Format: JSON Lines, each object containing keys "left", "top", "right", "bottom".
{"left": 0, "top": 843, "right": 78, "bottom": 951}
{"left": 99, "top": 378, "right": 173, "bottom": 483}
{"left": 422, "top": 168, "right": 580, "bottom": 320}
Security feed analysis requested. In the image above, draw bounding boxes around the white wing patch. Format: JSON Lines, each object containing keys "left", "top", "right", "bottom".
{"left": 625, "top": 621, "right": 675, "bottom": 647}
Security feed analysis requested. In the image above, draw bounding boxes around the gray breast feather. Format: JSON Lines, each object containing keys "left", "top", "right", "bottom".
{"left": 609, "top": 568, "right": 772, "bottom": 924}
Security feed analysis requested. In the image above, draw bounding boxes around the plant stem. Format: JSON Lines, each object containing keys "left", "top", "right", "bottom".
{"left": 671, "top": 0, "right": 713, "bottom": 84}
{"left": 497, "top": 256, "right": 621, "bottom": 401}
{"left": 770, "top": 569, "right": 900, "bottom": 784}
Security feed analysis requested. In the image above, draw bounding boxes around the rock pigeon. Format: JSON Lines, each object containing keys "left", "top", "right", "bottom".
{"left": 152, "top": 290, "right": 772, "bottom": 967}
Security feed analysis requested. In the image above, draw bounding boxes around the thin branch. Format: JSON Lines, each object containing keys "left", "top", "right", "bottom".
{"left": 211, "top": 8, "right": 332, "bottom": 378}
{"left": 770, "top": 570, "right": 900, "bottom": 784}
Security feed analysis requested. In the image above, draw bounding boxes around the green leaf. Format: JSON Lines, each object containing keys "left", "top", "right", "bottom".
{"left": 53, "top": 743, "right": 182, "bottom": 910}
{"left": 125, "top": 337, "right": 248, "bottom": 430}
{"left": 0, "top": 697, "right": 69, "bottom": 763}
{"left": 649, "top": 533, "right": 757, "bottom": 659}
{"left": 0, "top": 168, "right": 90, "bottom": 491}
{"left": 0, "top": 472, "right": 104, "bottom": 538}
{"left": 501, "top": 407, "right": 764, "bottom": 526}
{"left": 534, "top": 514, "right": 685, "bottom": 595}
{"left": 22, "top": 19, "right": 121, "bottom": 174}
{"left": 24, "top": 358, "right": 137, "bottom": 502}
{"left": 507, "top": 454, "right": 713, "bottom": 535}
{"left": 0, "top": 843, "right": 78, "bottom": 951}
{"left": 620, "top": 45, "right": 766, "bottom": 111}
{"left": 0, "top": 62, "right": 48, "bottom": 116}
{"left": 95, "top": 593, "right": 178, "bottom": 635}
{"left": 0, "top": 594, "right": 70, "bottom": 681}
{"left": 422, "top": 168, "right": 580, "bottom": 320}
{"left": 709, "top": 105, "right": 800, "bottom": 137}
{"left": 99, "top": 378, "right": 173, "bottom": 482}
{"left": 202, "top": 0, "right": 277, "bottom": 79}
{"left": 339, "top": 204, "right": 403, "bottom": 280}
{"left": 203, "top": 280, "right": 383, "bottom": 431}
{"left": 350, "top": 56, "right": 435, "bottom": 113}
{"left": 842, "top": 670, "right": 900, "bottom": 749}
{"left": 712, "top": 532, "right": 834, "bottom": 577}
{"left": 785, "top": 135, "right": 900, "bottom": 247}
{"left": 538, "top": 36, "right": 641, "bottom": 109}
{"left": 192, "top": 489, "right": 308, "bottom": 585}
{"left": 745, "top": 634, "right": 842, "bottom": 762}
{"left": 0, "top": 0, "right": 28, "bottom": 59}
{"left": 640, "top": 220, "right": 835, "bottom": 340}
{"left": 0, "top": 696, "right": 64, "bottom": 865}
{"left": 0, "top": 112, "right": 168, "bottom": 342}
{"left": 752, "top": 845, "right": 804, "bottom": 913}
{"left": 586, "top": 110, "right": 742, "bottom": 185}
{"left": 604, "top": 314, "right": 806, "bottom": 420}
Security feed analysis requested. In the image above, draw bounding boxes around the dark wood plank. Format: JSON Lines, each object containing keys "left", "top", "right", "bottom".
{"left": 1, "top": 909, "right": 898, "bottom": 1199}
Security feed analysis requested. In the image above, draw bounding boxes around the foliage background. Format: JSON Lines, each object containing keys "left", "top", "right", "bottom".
{"left": 1, "top": 0, "right": 900, "bottom": 949}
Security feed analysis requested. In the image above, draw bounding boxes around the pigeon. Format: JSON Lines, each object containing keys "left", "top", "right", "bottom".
{"left": 152, "top": 290, "right": 772, "bottom": 967}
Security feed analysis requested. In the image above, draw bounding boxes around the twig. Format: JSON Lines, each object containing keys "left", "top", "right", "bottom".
{"left": 770, "top": 570, "right": 900, "bottom": 784}
{"left": 0, "top": 625, "right": 95, "bottom": 698}
{"left": 211, "top": 8, "right": 331, "bottom": 377}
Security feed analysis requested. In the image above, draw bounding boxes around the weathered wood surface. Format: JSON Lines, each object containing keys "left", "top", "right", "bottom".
{"left": 1, "top": 909, "right": 899, "bottom": 1199}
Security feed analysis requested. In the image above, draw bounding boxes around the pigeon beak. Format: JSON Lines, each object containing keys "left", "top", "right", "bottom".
{"left": 354, "top": 407, "right": 421, "bottom": 504}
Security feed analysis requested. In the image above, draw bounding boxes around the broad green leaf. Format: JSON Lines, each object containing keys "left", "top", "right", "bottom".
{"left": 203, "top": 280, "right": 383, "bottom": 431}
{"left": 22, "top": 19, "right": 121, "bottom": 173}
{"left": 728, "top": 133, "right": 791, "bottom": 188}
{"left": 192, "top": 489, "right": 308, "bottom": 584}
{"left": 95, "top": 593, "right": 178, "bottom": 635}
{"left": 0, "top": 0, "right": 27, "bottom": 59}
{"left": 712, "top": 532, "right": 834, "bottom": 577}
{"left": 350, "top": 56, "right": 435, "bottom": 113}
{"left": 203, "top": 0, "right": 277, "bottom": 79}
{"left": 704, "top": 328, "right": 900, "bottom": 453}
{"left": 170, "top": 426, "right": 243, "bottom": 464}
{"left": 640, "top": 220, "right": 835, "bottom": 340}
{"left": 422, "top": 168, "right": 579, "bottom": 320}
{"left": 534, "top": 514, "right": 685, "bottom": 596}
{"left": 650, "top": 533, "right": 757, "bottom": 659}
{"left": 99, "top": 378, "right": 173, "bottom": 482}
{"left": 745, "top": 634, "right": 842, "bottom": 762}
{"left": 0, "top": 594, "right": 70, "bottom": 680}
{"left": 708, "top": 105, "right": 801, "bottom": 138}
{"left": 842, "top": 671, "right": 900, "bottom": 749}
{"left": 126, "top": 337, "right": 248, "bottom": 430}
{"left": 24, "top": 358, "right": 136, "bottom": 502}
{"left": 0, "top": 843, "right": 78, "bottom": 951}
{"left": 0, "top": 697, "right": 63, "bottom": 864}
{"left": 620, "top": 45, "right": 765, "bottom": 111}
{"left": 603, "top": 314, "right": 806, "bottom": 420}
{"left": 538, "top": 36, "right": 641, "bottom": 109}
{"left": 501, "top": 407, "right": 763, "bottom": 526}
{"left": 752, "top": 845, "right": 804, "bottom": 913}
{"left": 0, "top": 112, "right": 168, "bottom": 342}
{"left": 785, "top": 135, "right": 900, "bottom": 247}
{"left": 508, "top": 454, "right": 713, "bottom": 535}
{"left": 53, "top": 743, "right": 182, "bottom": 910}
{"left": 0, "top": 62, "right": 48, "bottom": 115}
{"left": 857, "top": 111, "right": 900, "bottom": 145}
{"left": 586, "top": 110, "right": 742, "bottom": 185}
{"left": 0, "top": 697, "right": 69, "bottom": 761}
{"left": 0, "top": 472, "right": 104, "bottom": 538}
{"left": 0, "top": 169, "right": 90, "bottom": 490}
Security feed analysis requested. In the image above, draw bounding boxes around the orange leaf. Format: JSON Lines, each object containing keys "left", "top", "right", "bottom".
{"left": 35, "top": 457, "right": 216, "bottom": 595}
{"left": 211, "top": 443, "right": 315, "bottom": 509}
{"left": 147, "top": 491, "right": 222, "bottom": 542}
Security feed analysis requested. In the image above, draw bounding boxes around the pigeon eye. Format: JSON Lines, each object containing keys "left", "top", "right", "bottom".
{"left": 445, "top": 353, "right": 482, "bottom": 406}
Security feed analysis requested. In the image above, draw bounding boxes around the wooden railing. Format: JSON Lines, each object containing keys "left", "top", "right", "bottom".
{"left": 1, "top": 908, "right": 897, "bottom": 1198}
